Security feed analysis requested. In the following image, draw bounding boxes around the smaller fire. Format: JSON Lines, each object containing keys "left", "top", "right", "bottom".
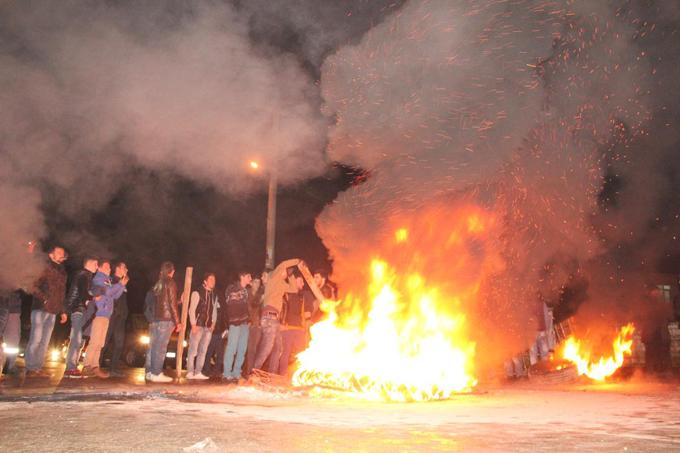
{"left": 560, "top": 323, "right": 635, "bottom": 381}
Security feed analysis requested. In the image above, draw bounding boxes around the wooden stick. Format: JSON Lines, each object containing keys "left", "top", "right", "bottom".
{"left": 176, "top": 266, "right": 193, "bottom": 378}
{"left": 297, "top": 264, "right": 327, "bottom": 305}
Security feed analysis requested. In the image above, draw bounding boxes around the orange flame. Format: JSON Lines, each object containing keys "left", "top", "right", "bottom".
{"left": 560, "top": 323, "right": 635, "bottom": 381}
{"left": 292, "top": 259, "right": 477, "bottom": 402}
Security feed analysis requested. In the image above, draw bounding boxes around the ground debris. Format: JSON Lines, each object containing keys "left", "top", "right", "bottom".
{"left": 183, "top": 437, "right": 219, "bottom": 452}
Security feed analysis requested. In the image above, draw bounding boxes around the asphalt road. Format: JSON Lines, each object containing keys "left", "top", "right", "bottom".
{"left": 1, "top": 361, "right": 680, "bottom": 452}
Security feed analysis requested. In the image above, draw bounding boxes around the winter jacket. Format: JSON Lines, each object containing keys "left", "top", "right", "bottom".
{"left": 65, "top": 269, "right": 94, "bottom": 314}
{"left": 248, "top": 284, "right": 264, "bottom": 325}
{"left": 224, "top": 283, "right": 249, "bottom": 326}
{"left": 91, "top": 271, "right": 126, "bottom": 319}
{"left": 189, "top": 286, "right": 218, "bottom": 328}
{"left": 153, "top": 278, "right": 179, "bottom": 324}
{"left": 31, "top": 259, "right": 67, "bottom": 314}
{"left": 110, "top": 275, "right": 129, "bottom": 322}
{"left": 4, "top": 290, "right": 22, "bottom": 314}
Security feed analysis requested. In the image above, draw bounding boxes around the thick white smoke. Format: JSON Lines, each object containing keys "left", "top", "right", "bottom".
{"left": 0, "top": 1, "right": 328, "bottom": 287}
{"left": 316, "top": 0, "right": 665, "bottom": 360}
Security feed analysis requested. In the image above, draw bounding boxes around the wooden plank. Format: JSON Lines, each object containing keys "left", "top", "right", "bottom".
{"left": 297, "top": 263, "right": 327, "bottom": 305}
{"left": 175, "top": 266, "right": 193, "bottom": 378}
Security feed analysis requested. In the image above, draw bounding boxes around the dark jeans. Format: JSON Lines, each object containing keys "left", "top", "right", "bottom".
{"left": 104, "top": 310, "right": 127, "bottom": 371}
{"left": 147, "top": 321, "right": 174, "bottom": 375}
{"left": 66, "top": 312, "right": 85, "bottom": 371}
{"left": 202, "top": 331, "right": 227, "bottom": 376}
{"left": 243, "top": 324, "right": 262, "bottom": 376}
{"left": 278, "top": 329, "right": 307, "bottom": 375}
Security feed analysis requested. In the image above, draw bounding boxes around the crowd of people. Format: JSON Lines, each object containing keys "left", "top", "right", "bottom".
{"left": 0, "top": 245, "right": 337, "bottom": 383}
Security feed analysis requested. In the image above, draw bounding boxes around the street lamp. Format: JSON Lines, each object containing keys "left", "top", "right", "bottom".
{"left": 249, "top": 160, "right": 277, "bottom": 270}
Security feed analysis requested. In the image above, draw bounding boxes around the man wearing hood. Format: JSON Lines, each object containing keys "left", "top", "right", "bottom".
{"left": 82, "top": 260, "right": 127, "bottom": 378}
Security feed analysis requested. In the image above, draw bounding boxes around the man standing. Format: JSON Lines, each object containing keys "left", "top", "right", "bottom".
{"left": 278, "top": 275, "right": 313, "bottom": 375}
{"left": 25, "top": 246, "right": 68, "bottom": 377}
{"left": 201, "top": 293, "right": 229, "bottom": 378}
{"left": 186, "top": 273, "right": 218, "bottom": 380}
{"left": 63, "top": 256, "right": 98, "bottom": 378}
{"left": 105, "top": 262, "right": 130, "bottom": 378}
{"left": 253, "top": 258, "right": 301, "bottom": 373}
{"left": 146, "top": 261, "right": 181, "bottom": 383}
{"left": 223, "top": 272, "right": 252, "bottom": 381}
{"left": 82, "top": 261, "right": 127, "bottom": 378}
{"left": 243, "top": 272, "right": 266, "bottom": 377}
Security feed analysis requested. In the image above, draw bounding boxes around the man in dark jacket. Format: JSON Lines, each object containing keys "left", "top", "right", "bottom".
{"left": 25, "top": 246, "right": 68, "bottom": 377}
{"left": 278, "top": 275, "right": 312, "bottom": 375}
{"left": 63, "top": 256, "right": 98, "bottom": 378}
{"left": 146, "top": 261, "right": 180, "bottom": 383}
{"left": 222, "top": 272, "right": 252, "bottom": 381}
{"left": 104, "top": 262, "right": 130, "bottom": 377}
{"left": 201, "top": 293, "right": 229, "bottom": 377}
{"left": 186, "top": 273, "right": 218, "bottom": 380}
{"left": 243, "top": 273, "right": 265, "bottom": 377}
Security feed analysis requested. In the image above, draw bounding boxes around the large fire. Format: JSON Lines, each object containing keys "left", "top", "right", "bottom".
{"left": 560, "top": 323, "right": 635, "bottom": 381}
{"left": 292, "top": 204, "right": 497, "bottom": 401}
{"left": 292, "top": 258, "right": 477, "bottom": 401}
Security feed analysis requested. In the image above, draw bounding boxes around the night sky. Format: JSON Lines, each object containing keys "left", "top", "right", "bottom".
{"left": 1, "top": 0, "right": 679, "bottom": 352}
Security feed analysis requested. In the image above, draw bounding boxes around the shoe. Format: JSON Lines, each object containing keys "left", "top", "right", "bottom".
{"left": 64, "top": 369, "right": 83, "bottom": 379}
{"left": 192, "top": 372, "right": 209, "bottom": 380}
{"left": 109, "top": 370, "right": 125, "bottom": 378}
{"left": 81, "top": 367, "right": 94, "bottom": 377}
{"left": 148, "top": 373, "right": 172, "bottom": 383}
{"left": 186, "top": 372, "right": 195, "bottom": 379}
{"left": 145, "top": 372, "right": 153, "bottom": 381}
{"left": 92, "top": 367, "right": 110, "bottom": 379}
{"left": 25, "top": 369, "right": 50, "bottom": 378}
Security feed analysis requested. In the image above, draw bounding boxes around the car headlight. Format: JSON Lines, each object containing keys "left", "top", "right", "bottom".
{"left": 139, "top": 335, "right": 150, "bottom": 345}
{"left": 2, "top": 343, "right": 19, "bottom": 355}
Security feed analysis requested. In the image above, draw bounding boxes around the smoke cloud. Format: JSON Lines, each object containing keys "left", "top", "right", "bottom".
{"left": 0, "top": 0, "right": 328, "bottom": 287}
{"left": 317, "top": 0, "right": 678, "bottom": 365}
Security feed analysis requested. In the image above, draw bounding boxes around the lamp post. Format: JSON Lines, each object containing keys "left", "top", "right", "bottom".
{"left": 249, "top": 160, "right": 277, "bottom": 270}
{"left": 265, "top": 171, "right": 277, "bottom": 271}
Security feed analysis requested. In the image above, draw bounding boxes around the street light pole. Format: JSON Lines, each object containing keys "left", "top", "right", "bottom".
{"left": 265, "top": 171, "right": 277, "bottom": 270}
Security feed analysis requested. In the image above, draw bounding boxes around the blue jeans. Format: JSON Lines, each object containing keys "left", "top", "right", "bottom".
{"left": 66, "top": 312, "right": 85, "bottom": 371}
{"left": 187, "top": 326, "right": 212, "bottom": 375}
{"left": 147, "top": 321, "right": 174, "bottom": 375}
{"left": 25, "top": 310, "right": 56, "bottom": 371}
{"left": 223, "top": 324, "right": 249, "bottom": 379}
{"left": 253, "top": 316, "right": 282, "bottom": 373}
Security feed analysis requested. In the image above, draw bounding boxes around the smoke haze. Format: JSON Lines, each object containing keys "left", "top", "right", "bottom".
{"left": 317, "top": 0, "right": 679, "bottom": 364}
{"left": 0, "top": 0, "right": 329, "bottom": 287}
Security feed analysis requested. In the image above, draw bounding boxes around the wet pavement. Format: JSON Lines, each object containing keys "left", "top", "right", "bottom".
{"left": 2, "top": 361, "right": 680, "bottom": 452}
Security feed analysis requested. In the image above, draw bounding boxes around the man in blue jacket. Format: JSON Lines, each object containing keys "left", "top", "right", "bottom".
{"left": 82, "top": 260, "right": 128, "bottom": 378}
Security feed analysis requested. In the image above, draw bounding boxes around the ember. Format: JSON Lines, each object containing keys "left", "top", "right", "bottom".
{"left": 560, "top": 324, "right": 635, "bottom": 381}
